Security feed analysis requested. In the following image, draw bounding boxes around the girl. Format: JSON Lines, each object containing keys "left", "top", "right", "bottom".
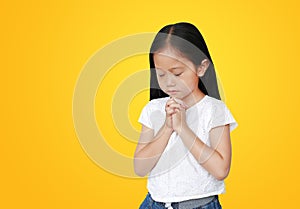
{"left": 134, "top": 22, "right": 238, "bottom": 209}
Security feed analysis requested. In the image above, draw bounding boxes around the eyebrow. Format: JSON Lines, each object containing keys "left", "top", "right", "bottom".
{"left": 156, "top": 66, "right": 183, "bottom": 72}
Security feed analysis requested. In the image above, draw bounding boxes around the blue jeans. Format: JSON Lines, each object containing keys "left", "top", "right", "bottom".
{"left": 139, "top": 193, "right": 222, "bottom": 209}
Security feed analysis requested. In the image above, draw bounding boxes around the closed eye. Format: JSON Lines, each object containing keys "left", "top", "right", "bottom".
{"left": 174, "top": 72, "right": 183, "bottom": 76}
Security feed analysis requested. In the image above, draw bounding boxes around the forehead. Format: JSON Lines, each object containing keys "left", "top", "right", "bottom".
{"left": 153, "top": 47, "right": 194, "bottom": 70}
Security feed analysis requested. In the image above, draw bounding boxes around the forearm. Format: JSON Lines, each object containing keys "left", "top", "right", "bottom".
{"left": 134, "top": 125, "right": 173, "bottom": 176}
{"left": 177, "top": 125, "right": 229, "bottom": 180}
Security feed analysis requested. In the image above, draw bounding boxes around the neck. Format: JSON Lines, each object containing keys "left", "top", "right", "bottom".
{"left": 182, "top": 90, "right": 206, "bottom": 108}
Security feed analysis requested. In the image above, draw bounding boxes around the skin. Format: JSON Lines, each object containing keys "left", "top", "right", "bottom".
{"left": 134, "top": 46, "right": 232, "bottom": 181}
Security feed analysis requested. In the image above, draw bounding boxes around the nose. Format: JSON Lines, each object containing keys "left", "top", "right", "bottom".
{"left": 166, "top": 73, "right": 175, "bottom": 87}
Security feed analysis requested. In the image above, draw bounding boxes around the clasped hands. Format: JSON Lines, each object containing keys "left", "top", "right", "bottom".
{"left": 165, "top": 97, "right": 188, "bottom": 133}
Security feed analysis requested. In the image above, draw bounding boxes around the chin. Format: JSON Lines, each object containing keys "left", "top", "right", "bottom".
{"left": 172, "top": 95, "right": 184, "bottom": 99}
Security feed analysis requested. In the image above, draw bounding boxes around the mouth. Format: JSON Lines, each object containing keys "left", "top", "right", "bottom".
{"left": 167, "top": 90, "right": 179, "bottom": 95}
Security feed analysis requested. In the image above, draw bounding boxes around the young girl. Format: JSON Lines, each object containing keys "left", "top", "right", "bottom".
{"left": 134, "top": 22, "right": 238, "bottom": 209}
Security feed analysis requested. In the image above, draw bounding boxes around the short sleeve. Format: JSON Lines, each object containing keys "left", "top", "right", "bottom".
{"left": 138, "top": 102, "right": 153, "bottom": 129}
{"left": 208, "top": 102, "right": 238, "bottom": 132}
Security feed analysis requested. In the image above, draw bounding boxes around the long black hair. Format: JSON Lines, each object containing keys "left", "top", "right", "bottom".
{"left": 149, "top": 22, "right": 221, "bottom": 101}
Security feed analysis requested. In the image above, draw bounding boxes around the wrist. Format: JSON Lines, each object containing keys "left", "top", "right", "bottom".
{"left": 175, "top": 123, "right": 189, "bottom": 135}
{"left": 163, "top": 123, "right": 174, "bottom": 134}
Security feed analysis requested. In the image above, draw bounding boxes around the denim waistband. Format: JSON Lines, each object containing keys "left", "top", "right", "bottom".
{"left": 149, "top": 194, "right": 218, "bottom": 209}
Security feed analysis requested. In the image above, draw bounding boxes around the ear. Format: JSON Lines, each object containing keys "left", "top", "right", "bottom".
{"left": 196, "top": 59, "right": 210, "bottom": 77}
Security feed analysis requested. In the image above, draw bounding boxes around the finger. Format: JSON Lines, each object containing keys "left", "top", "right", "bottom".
{"left": 166, "top": 99, "right": 176, "bottom": 106}
{"left": 166, "top": 108, "right": 176, "bottom": 115}
{"left": 172, "top": 97, "right": 188, "bottom": 108}
{"left": 167, "top": 109, "right": 178, "bottom": 116}
{"left": 169, "top": 103, "right": 182, "bottom": 109}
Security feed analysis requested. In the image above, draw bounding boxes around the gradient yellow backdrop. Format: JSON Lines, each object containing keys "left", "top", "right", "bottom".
{"left": 1, "top": 0, "right": 300, "bottom": 208}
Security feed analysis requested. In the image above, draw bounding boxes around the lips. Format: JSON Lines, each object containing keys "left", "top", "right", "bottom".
{"left": 167, "top": 90, "right": 179, "bottom": 94}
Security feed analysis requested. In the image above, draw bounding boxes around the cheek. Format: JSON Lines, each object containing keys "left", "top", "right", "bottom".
{"left": 179, "top": 75, "right": 198, "bottom": 90}
{"left": 156, "top": 76, "right": 166, "bottom": 88}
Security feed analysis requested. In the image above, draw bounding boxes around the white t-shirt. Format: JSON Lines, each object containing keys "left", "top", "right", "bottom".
{"left": 138, "top": 95, "right": 238, "bottom": 203}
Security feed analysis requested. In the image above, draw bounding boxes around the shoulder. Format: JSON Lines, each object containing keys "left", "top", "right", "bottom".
{"left": 138, "top": 97, "right": 169, "bottom": 128}
{"left": 150, "top": 97, "right": 170, "bottom": 104}
{"left": 201, "top": 95, "right": 232, "bottom": 120}
{"left": 144, "top": 97, "right": 169, "bottom": 109}
{"left": 202, "top": 95, "right": 226, "bottom": 110}
{"left": 139, "top": 97, "right": 169, "bottom": 115}
{"left": 204, "top": 96, "right": 238, "bottom": 132}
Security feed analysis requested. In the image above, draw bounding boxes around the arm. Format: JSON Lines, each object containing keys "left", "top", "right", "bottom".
{"left": 133, "top": 124, "right": 173, "bottom": 177}
{"left": 170, "top": 101, "right": 232, "bottom": 181}
{"left": 134, "top": 99, "right": 176, "bottom": 177}
{"left": 177, "top": 124, "right": 232, "bottom": 181}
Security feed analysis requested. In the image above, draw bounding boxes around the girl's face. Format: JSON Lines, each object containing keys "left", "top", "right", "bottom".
{"left": 153, "top": 46, "right": 204, "bottom": 102}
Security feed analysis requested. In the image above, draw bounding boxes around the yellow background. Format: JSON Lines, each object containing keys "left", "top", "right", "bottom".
{"left": 1, "top": 0, "right": 300, "bottom": 208}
